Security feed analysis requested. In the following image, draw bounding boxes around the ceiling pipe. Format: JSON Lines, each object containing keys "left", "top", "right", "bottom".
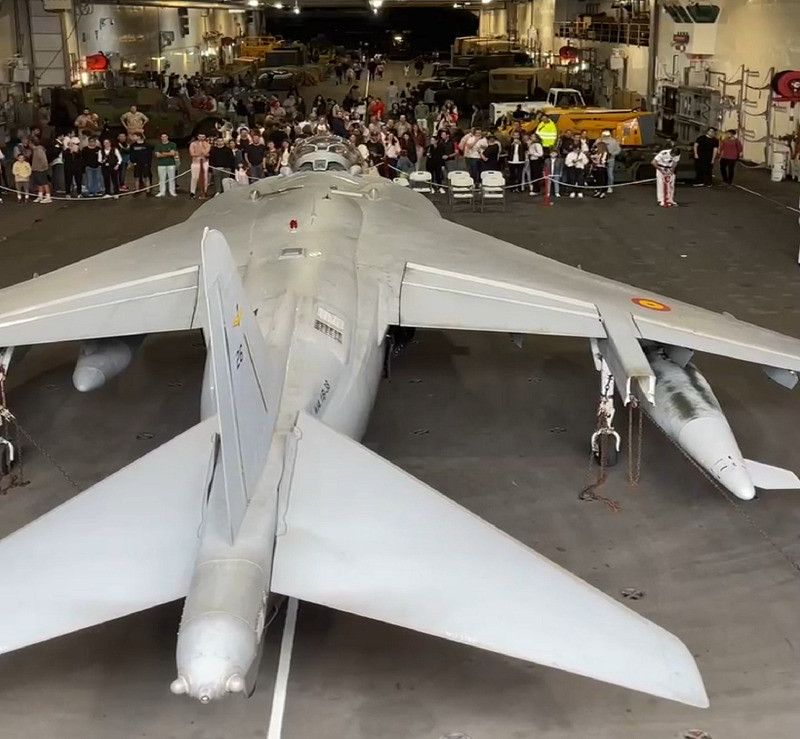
{"left": 90, "top": 0, "right": 246, "bottom": 9}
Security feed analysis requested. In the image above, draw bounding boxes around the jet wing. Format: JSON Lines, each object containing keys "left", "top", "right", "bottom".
{"left": 0, "top": 416, "right": 218, "bottom": 655}
{"left": 272, "top": 411, "right": 708, "bottom": 708}
{"left": 392, "top": 217, "right": 800, "bottom": 394}
{"left": 0, "top": 222, "right": 207, "bottom": 347}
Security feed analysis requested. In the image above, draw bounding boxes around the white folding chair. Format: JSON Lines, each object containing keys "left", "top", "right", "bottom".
{"left": 447, "top": 169, "right": 475, "bottom": 211}
{"left": 480, "top": 170, "right": 506, "bottom": 212}
{"left": 409, "top": 170, "right": 434, "bottom": 194}
{"left": 392, "top": 176, "right": 410, "bottom": 187}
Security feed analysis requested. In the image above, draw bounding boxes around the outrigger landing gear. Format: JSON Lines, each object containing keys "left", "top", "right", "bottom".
{"left": 0, "top": 432, "right": 15, "bottom": 477}
{"left": 590, "top": 353, "right": 621, "bottom": 468}
{"left": 0, "top": 346, "right": 17, "bottom": 480}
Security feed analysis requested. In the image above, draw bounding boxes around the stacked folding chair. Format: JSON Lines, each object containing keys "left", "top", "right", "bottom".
{"left": 480, "top": 170, "right": 506, "bottom": 212}
{"left": 447, "top": 170, "right": 475, "bottom": 212}
{"left": 408, "top": 171, "right": 434, "bottom": 194}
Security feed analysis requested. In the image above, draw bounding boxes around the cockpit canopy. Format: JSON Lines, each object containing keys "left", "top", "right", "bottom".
{"left": 288, "top": 135, "right": 365, "bottom": 173}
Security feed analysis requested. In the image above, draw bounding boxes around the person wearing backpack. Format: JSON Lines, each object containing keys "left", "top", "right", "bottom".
{"left": 599, "top": 130, "right": 621, "bottom": 194}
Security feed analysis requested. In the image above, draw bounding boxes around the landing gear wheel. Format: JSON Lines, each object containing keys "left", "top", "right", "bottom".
{"left": 594, "top": 433, "right": 618, "bottom": 467}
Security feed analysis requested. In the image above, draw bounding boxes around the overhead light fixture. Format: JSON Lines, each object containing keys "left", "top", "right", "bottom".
{"left": 293, "top": 3, "right": 300, "bottom": 12}
{"left": 273, "top": 1, "right": 283, "bottom": 6}
{"left": 247, "top": 0, "right": 259, "bottom": 6}
{"left": 393, "top": 34, "right": 403, "bottom": 41}
{"left": 481, "top": 0, "right": 491, "bottom": 4}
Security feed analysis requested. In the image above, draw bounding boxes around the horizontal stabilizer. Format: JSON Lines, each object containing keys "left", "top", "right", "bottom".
{"left": 744, "top": 459, "right": 800, "bottom": 490}
{"left": 0, "top": 417, "right": 218, "bottom": 656}
{"left": 272, "top": 412, "right": 708, "bottom": 708}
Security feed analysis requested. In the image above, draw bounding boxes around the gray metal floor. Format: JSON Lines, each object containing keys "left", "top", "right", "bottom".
{"left": 2, "top": 170, "right": 800, "bottom": 739}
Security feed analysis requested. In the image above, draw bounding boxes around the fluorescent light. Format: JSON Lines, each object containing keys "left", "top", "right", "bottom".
{"left": 481, "top": 0, "right": 491, "bottom": 4}
{"left": 273, "top": 1, "right": 283, "bottom": 6}
{"left": 247, "top": 0, "right": 259, "bottom": 6}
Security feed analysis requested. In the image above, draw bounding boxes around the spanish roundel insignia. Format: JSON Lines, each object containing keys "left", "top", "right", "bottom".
{"left": 631, "top": 297, "right": 671, "bottom": 312}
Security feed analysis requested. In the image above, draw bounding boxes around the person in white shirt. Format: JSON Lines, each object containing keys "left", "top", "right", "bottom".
{"left": 384, "top": 133, "right": 401, "bottom": 163}
{"left": 526, "top": 132, "right": 545, "bottom": 196}
{"left": 459, "top": 127, "right": 487, "bottom": 182}
{"left": 350, "top": 134, "right": 370, "bottom": 165}
{"left": 505, "top": 132, "right": 526, "bottom": 192}
{"left": 395, "top": 114, "right": 411, "bottom": 138}
{"left": 278, "top": 140, "right": 291, "bottom": 175}
{"left": 386, "top": 81, "right": 400, "bottom": 108}
{"left": 599, "top": 130, "right": 621, "bottom": 193}
{"left": 652, "top": 146, "right": 681, "bottom": 206}
{"left": 564, "top": 139, "right": 589, "bottom": 198}
{"left": 589, "top": 142, "right": 608, "bottom": 199}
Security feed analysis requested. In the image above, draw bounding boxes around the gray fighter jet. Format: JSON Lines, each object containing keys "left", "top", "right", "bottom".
{"left": 2, "top": 135, "right": 800, "bottom": 713}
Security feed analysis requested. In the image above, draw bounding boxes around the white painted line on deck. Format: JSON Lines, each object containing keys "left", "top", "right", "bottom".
{"left": 735, "top": 184, "right": 800, "bottom": 214}
{"left": 266, "top": 597, "right": 299, "bottom": 739}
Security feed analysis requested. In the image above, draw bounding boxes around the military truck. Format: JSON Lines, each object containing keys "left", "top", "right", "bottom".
{"left": 433, "top": 67, "right": 568, "bottom": 109}
{"left": 51, "top": 86, "right": 221, "bottom": 141}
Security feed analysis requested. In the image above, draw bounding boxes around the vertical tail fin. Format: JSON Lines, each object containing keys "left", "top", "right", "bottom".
{"left": 201, "top": 229, "right": 276, "bottom": 542}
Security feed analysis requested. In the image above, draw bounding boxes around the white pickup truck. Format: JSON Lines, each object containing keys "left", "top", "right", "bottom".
{"left": 490, "top": 88, "right": 588, "bottom": 124}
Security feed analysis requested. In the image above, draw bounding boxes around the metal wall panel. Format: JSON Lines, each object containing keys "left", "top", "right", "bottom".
{"left": 29, "top": 0, "right": 68, "bottom": 88}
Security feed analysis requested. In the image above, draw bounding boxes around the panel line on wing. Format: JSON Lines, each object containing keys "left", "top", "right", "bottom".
{"left": 402, "top": 282, "right": 602, "bottom": 319}
{"left": 0, "top": 267, "right": 199, "bottom": 319}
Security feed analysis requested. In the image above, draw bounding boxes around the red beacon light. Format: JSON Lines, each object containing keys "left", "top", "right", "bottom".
{"left": 289, "top": 219, "right": 298, "bottom": 232}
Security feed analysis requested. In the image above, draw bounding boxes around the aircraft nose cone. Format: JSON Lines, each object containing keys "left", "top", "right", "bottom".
{"left": 72, "top": 366, "right": 105, "bottom": 393}
{"left": 715, "top": 460, "right": 756, "bottom": 500}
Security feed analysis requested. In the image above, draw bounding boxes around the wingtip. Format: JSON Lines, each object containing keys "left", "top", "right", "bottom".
{"left": 665, "top": 638, "right": 709, "bottom": 709}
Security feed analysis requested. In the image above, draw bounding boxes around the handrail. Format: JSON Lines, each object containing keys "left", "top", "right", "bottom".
{"left": 554, "top": 21, "right": 650, "bottom": 47}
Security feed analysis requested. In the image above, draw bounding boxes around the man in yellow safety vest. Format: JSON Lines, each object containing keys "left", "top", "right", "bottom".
{"left": 536, "top": 115, "right": 558, "bottom": 149}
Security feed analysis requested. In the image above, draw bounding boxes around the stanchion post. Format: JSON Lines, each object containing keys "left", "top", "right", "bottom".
{"left": 542, "top": 168, "right": 552, "bottom": 207}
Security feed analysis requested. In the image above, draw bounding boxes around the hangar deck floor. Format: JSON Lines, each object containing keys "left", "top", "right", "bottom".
{"left": 1, "top": 169, "right": 800, "bottom": 739}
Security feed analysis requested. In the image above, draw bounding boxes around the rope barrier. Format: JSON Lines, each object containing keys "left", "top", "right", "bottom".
{"left": 384, "top": 164, "right": 658, "bottom": 192}
{"left": 0, "top": 168, "right": 192, "bottom": 202}
{"left": 207, "top": 164, "right": 290, "bottom": 183}
{"left": 0, "top": 160, "right": 657, "bottom": 201}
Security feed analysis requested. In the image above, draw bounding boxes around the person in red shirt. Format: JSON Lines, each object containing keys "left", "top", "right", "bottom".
{"left": 373, "top": 97, "right": 386, "bottom": 121}
{"left": 719, "top": 129, "right": 743, "bottom": 185}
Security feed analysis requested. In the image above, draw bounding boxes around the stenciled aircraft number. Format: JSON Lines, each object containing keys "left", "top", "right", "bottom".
{"left": 313, "top": 380, "right": 331, "bottom": 415}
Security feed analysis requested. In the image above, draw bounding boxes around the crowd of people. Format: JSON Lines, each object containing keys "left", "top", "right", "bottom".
{"left": 0, "top": 88, "right": 623, "bottom": 203}
{"left": 0, "top": 62, "right": 747, "bottom": 207}
{"left": 0, "top": 127, "right": 185, "bottom": 202}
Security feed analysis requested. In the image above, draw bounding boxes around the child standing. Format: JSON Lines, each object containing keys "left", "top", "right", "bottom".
{"left": 12, "top": 154, "right": 31, "bottom": 201}
{"left": 235, "top": 163, "right": 249, "bottom": 185}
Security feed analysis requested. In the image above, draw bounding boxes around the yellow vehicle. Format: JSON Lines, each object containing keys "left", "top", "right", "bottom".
{"left": 493, "top": 89, "right": 655, "bottom": 147}
{"left": 239, "top": 36, "right": 283, "bottom": 60}
{"left": 547, "top": 108, "right": 655, "bottom": 146}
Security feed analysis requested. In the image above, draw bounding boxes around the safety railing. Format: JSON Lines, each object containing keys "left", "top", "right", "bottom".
{"left": 554, "top": 21, "right": 650, "bottom": 47}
